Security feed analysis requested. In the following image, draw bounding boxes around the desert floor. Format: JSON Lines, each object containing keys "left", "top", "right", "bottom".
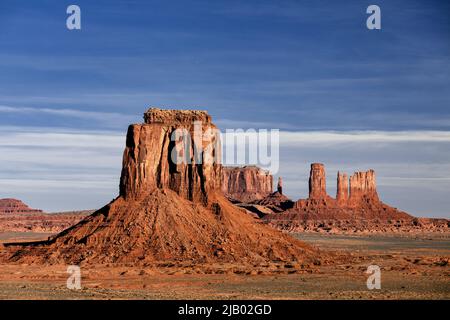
{"left": 0, "top": 232, "right": 448, "bottom": 299}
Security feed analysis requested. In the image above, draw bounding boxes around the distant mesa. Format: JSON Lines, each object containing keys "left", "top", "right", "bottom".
{"left": 0, "top": 198, "right": 90, "bottom": 233}
{"left": 277, "top": 177, "right": 283, "bottom": 195}
{"left": 0, "top": 198, "right": 43, "bottom": 215}
{"left": 220, "top": 162, "right": 448, "bottom": 234}
{"left": 259, "top": 163, "right": 449, "bottom": 233}
{"left": 290, "top": 163, "right": 409, "bottom": 219}
{"left": 221, "top": 166, "right": 273, "bottom": 203}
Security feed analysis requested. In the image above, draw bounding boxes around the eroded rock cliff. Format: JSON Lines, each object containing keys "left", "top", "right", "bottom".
{"left": 120, "top": 108, "right": 222, "bottom": 205}
{"left": 309, "top": 163, "right": 327, "bottom": 199}
{"left": 336, "top": 172, "right": 349, "bottom": 204}
{"left": 263, "top": 164, "right": 448, "bottom": 234}
{"left": 348, "top": 170, "right": 379, "bottom": 205}
{"left": 221, "top": 166, "right": 273, "bottom": 203}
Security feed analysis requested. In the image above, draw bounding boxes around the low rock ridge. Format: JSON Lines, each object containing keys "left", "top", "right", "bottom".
{"left": 0, "top": 199, "right": 90, "bottom": 233}
{"left": 0, "top": 199, "right": 43, "bottom": 215}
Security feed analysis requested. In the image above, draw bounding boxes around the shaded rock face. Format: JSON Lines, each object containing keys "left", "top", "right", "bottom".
{"left": 336, "top": 172, "right": 349, "bottom": 204}
{"left": 277, "top": 177, "right": 283, "bottom": 194}
{"left": 2, "top": 108, "right": 320, "bottom": 266}
{"left": 120, "top": 108, "right": 222, "bottom": 205}
{"left": 309, "top": 163, "right": 327, "bottom": 199}
{"left": 254, "top": 191, "right": 294, "bottom": 213}
{"left": 0, "top": 199, "right": 43, "bottom": 215}
{"left": 221, "top": 166, "right": 273, "bottom": 203}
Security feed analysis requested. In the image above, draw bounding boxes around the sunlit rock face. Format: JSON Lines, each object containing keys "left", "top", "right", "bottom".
{"left": 336, "top": 172, "right": 349, "bottom": 204}
{"left": 120, "top": 107, "right": 222, "bottom": 205}
{"left": 221, "top": 166, "right": 273, "bottom": 203}
{"left": 308, "top": 163, "right": 327, "bottom": 199}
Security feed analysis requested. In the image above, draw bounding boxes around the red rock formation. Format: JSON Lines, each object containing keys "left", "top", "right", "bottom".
{"left": 221, "top": 166, "right": 273, "bottom": 203}
{"left": 277, "top": 177, "right": 283, "bottom": 194}
{"left": 262, "top": 163, "right": 448, "bottom": 234}
{"left": 2, "top": 108, "right": 320, "bottom": 266}
{"left": 254, "top": 191, "right": 294, "bottom": 213}
{"left": 0, "top": 210, "right": 91, "bottom": 233}
{"left": 336, "top": 172, "right": 349, "bottom": 204}
{"left": 293, "top": 164, "right": 407, "bottom": 218}
{"left": 348, "top": 170, "right": 379, "bottom": 205}
{"left": 0, "top": 199, "right": 43, "bottom": 215}
{"left": 0, "top": 199, "right": 89, "bottom": 233}
{"left": 120, "top": 108, "right": 222, "bottom": 205}
{"left": 309, "top": 163, "right": 327, "bottom": 199}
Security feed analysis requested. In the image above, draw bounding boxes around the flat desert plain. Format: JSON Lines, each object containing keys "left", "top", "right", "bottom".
{"left": 0, "top": 232, "right": 448, "bottom": 300}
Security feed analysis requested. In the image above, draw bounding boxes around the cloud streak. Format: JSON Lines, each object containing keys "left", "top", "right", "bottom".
{"left": 1, "top": 125, "right": 449, "bottom": 217}
{"left": 0, "top": 105, "right": 138, "bottom": 129}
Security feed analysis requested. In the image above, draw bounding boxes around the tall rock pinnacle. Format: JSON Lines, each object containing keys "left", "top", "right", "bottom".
{"left": 277, "top": 177, "right": 283, "bottom": 194}
{"left": 336, "top": 172, "right": 349, "bottom": 203}
{"left": 267, "top": 163, "right": 420, "bottom": 232}
{"left": 308, "top": 163, "right": 327, "bottom": 199}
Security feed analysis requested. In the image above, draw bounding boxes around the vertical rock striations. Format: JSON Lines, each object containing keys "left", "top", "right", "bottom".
{"left": 308, "top": 163, "right": 327, "bottom": 199}
{"left": 221, "top": 166, "right": 273, "bottom": 203}
{"left": 348, "top": 170, "right": 379, "bottom": 205}
{"left": 336, "top": 172, "right": 349, "bottom": 204}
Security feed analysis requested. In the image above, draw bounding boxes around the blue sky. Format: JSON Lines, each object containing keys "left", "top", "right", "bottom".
{"left": 0, "top": 0, "right": 449, "bottom": 217}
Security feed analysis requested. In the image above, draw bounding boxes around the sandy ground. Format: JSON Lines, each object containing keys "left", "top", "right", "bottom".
{"left": 0, "top": 232, "right": 448, "bottom": 299}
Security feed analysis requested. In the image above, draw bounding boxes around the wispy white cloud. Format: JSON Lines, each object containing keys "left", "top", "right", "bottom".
{"left": 0, "top": 105, "right": 138, "bottom": 128}
{"left": 1, "top": 126, "right": 449, "bottom": 217}
{"left": 279, "top": 130, "right": 450, "bottom": 144}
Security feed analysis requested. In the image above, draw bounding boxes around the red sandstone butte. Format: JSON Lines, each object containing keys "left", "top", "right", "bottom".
{"left": 221, "top": 166, "right": 273, "bottom": 203}
{"left": 262, "top": 164, "right": 449, "bottom": 234}
{"left": 0, "top": 199, "right": 90, "bottom": 233}
{"left": 0, "top": 199, "right": 43, "bottom": 215}
{"left": 2, "top": 108, "right": 320, "bottom": 266}
{"left": 348, "top": 169, "right": 379, "bottom": 205}
{"left": 308, "top": 163, "right": 327, "bottom": 199}
{"left": 336, "top": 172, "right": 349, "bottom": 204}
{"left": 120, "top": 108, "right": 221, "bottom": 205}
